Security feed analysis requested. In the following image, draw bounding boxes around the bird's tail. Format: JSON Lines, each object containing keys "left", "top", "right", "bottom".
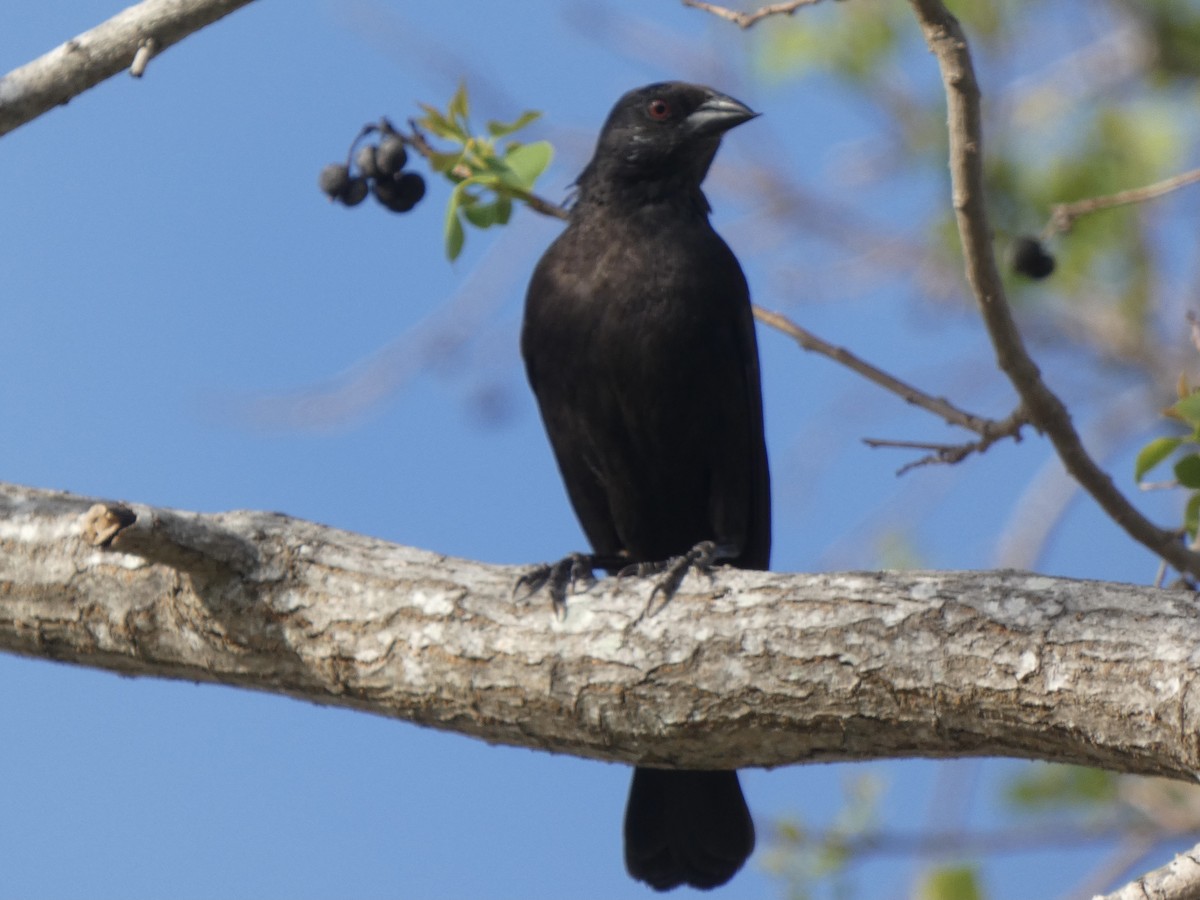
{"left": 623, "top": 767, "right": 754, "bottom": 892}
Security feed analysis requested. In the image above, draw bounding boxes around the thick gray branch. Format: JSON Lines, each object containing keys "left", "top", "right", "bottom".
{"left": 2, "top": 481, "right": 1200, "bottom": 778}
{"left": 0, "top": 0, "right": 258, "bottom": 137}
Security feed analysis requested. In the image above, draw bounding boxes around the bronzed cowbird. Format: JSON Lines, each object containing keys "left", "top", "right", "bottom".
{"left": 521, "top": 82, "right": 770, "bottom": 891}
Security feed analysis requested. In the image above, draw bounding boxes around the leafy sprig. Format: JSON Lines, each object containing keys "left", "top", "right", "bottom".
{"left": 1135, "top": 375, "right": 1200, "bottom": 540}
{"left": 415, "top": 83, "right": 553, "bottom": 260}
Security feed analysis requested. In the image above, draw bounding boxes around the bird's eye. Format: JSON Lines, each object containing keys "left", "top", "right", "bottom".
{"left": 646, "top": 99, "right": 672, "bottom": 121}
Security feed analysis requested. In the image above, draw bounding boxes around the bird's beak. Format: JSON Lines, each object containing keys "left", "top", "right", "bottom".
{"left": 686, "top": 92, "right": 759, "bottom": 137}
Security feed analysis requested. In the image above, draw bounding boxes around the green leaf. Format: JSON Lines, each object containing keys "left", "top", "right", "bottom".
{"left": 417, "top": 103, "right": 464, "bottom": 142}
{"left": 1175, "top": 454, "right": 1200, "bottom": 489}
{"left": 502, "top": 141, "right": 553, "bottom": 189}
{"left": 426, "top": 150, "right": 465, "bottom": 175}
{"left": 444, "top": 191, "right": 466, "bottom": 260}
{"left": 477, "top": 161, "right": 511, "bottom": 186}
{"left": 487, "top": 110, "right": 541, "bottom": 138}
{"left": 1171, "top": 393, "right": 1200, "bottom": 427}
{"left": 462, "top": 198, "right": 499, "bottom": 228}
{"left": 1185, "top": 492, "right": 1200, "bottom": 539}
{"left": 494, "top": 193, "right": 512, "bottom": 225}
{"left": 919, "top": 865, "right": 983, "bottom": 900}
{"left": 1135, "top": 436, "right": 1183, "bottom": 481}
{"left": 448, "top": 82, "right": 470, "bottom": 127}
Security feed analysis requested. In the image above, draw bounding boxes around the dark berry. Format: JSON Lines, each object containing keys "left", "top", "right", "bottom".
{"left": 355, "top": 144, "right": 379, "bottom": 179}
{"left": 373, "top": 171, "right": 426, "bottom": 213}
{"left": 340, "top": 176, "right": 368, "bottom": 207}
{"left": 376, "top": 135, "right": 409, "bottom": 177}
{"left": 395, "top": 171, "right": 425, "bottom": 206}
{"left": 372, "top": 177, "right": 403, "bottom": 212}
{"left": 319, "top": 163, "right": 350, "bottom": 200}
{"left": 1010, "top": 235, "right": 1056, "bottom": 279}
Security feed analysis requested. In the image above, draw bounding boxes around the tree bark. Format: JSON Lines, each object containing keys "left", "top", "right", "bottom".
{"left": 0, "top": 0, "right": 258, "bottom": 137}
{"left": 2, "top": 480, "right": 1198, "bottom": 779}
{"left": 1095, "top": 844, "right": 1200, "bottom": 900}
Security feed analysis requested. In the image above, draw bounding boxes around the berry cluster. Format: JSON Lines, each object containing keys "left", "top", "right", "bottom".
{"left": 319, "top": 128, "right": 426, "bottom": 213}
{"left": 1009, "top": 235, "right": 1056, "bottom": 280}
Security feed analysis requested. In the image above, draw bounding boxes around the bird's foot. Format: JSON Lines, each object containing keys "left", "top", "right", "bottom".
{"left": 614, "top": 559, "right": 665, "bottom": 582}
{"left": 624, "top": 540, "right": 738, "bottom": 617}
{"left": 514, "top": 552, "right": 601, "bottom": 620}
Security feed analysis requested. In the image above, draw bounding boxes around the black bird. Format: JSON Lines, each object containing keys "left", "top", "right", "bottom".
{"left": 521, "top": 83, "right": 770, "bottom": 891}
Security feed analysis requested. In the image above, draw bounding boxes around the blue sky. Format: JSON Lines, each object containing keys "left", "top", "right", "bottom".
{"left": 0, "top": 2, "right": 1186, "bottom": 898}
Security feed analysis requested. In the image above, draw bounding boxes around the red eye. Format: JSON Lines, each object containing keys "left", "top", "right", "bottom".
{"left": 647, "top": 99, "right": 672, "bottom": 121}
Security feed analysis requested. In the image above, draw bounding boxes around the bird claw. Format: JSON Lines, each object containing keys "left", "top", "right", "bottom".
{"left": 615, "top": 559, "right": 666, "bottom": 584}
{"left": 644, "top": 540, "right": 725, "bottom": 617}
{"left": 516, "top": 541, "right": 737, "bottom": 620}
{"left": 514, "top": 552, "right": 598, "bottom": 619}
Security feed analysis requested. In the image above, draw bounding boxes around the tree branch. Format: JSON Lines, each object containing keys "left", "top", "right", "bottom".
{"left": 1093, "top": 841, "right": 1200, "bottom": 900}
{"left": 754, "top": 304, "right": 1028, "bottom": 467}
{"left": 862, "top": 409, "right": 1027, "bottom": 475}
{"left": 0, "top": 0, "right": 259, "bottom": 138}
{"left": 905, "top": 0, "right": 1200, "bottom": 581}
{"left": 1048, "top": 166, "right": 1200, "bottom": 236}
{"left": 680, "top": 0, "right": 826, "bottom": 29}
{"left": 4, "top": 480, "right": 1200, "bottom": 779}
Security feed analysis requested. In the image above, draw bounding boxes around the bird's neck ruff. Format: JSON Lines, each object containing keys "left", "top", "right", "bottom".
{"left": 572, "top": 164, "right": 713, "bottom": 217}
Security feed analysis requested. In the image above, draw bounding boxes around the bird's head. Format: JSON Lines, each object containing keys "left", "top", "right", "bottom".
{"left": 575, "top": 82, "right": 758, "bottom": 207}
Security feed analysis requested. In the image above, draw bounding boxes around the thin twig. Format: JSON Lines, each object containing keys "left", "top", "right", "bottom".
{"left": 864, "top": 409, "right": 1026, "bottom": 474}
{"left": 404, "top": 119, "right": 570, "bottom": 222}
{"left": 0, "top": 0, "right": 258, "bottom": 137}
{"left": 506, "top": 185, "right": 570, "bottom": 222}
{"left": 906, "top": 0, "right": 1200, "bottom": 580}
{"left": 755, "top": 305, "right": 1028, "bottom": 445}
{"left": 681, "top": 0, "right": 825, "bottom": 29}
{"left": 1048, "top": 166, "right": 1200, "bottom": 236}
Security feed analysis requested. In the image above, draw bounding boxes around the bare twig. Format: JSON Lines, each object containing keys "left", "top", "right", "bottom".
{"left": 506, "top": 185, "right": 571, "bottom": 222}
{"left": 756, "top": 305, "right": 1028, "bottom": 456}
{"left": 752, "top": 307, "right": 992, "bottom": 431}
{"left": 681, "top": 0, "right": 826, "bottom": 29}
{"left": 1048, "top": 166, "right": 1200, "bottom": 236}
{"left": 864, "top": 408, "right": 1027, "bottom": 474}
{"left": 906, "top": 0, "right": 1200, "bottom": 580}
{"left": 129, "top": 38, "right": 158, "bottom": 78}
{"left": 0, "top": 0, "right": 258, "bottom": 137}
{"left": 1090, "top": 840, "right": 1200, "bottom": 900}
